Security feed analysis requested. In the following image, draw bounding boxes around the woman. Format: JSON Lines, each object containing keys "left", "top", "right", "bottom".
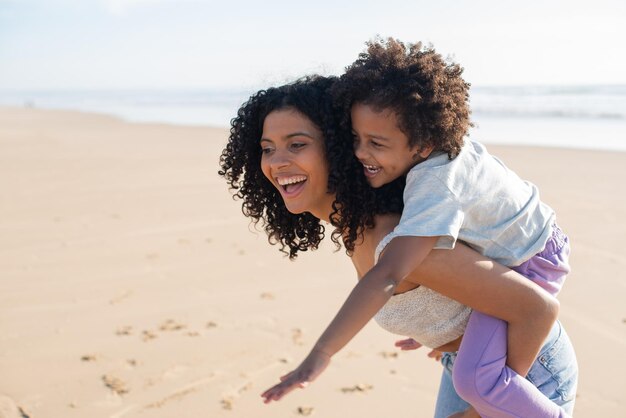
{"left": 219, "top": 76, "right": 577, "bottom": 417}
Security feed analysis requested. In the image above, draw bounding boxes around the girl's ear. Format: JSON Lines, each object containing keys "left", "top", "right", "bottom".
{"left": 413, "top": 145, "right": 434, "bottom": 161}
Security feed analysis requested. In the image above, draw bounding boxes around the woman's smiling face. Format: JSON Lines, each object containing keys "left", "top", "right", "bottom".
{"left": 260, "top": 108, "right": 335, "bottom": 221}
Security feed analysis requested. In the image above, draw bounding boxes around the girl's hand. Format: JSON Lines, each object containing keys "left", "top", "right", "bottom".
{"left": 261, "top": 349, "right": 330, "bottom": 404}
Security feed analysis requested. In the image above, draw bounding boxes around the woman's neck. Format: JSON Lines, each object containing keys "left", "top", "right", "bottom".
{"left": 309, "top": 193, "right": 336, "bottom": 224}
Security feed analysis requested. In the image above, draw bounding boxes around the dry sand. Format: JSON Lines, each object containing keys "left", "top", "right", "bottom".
{"left": 0, "top": 106, "right": 624, "bottom": 418}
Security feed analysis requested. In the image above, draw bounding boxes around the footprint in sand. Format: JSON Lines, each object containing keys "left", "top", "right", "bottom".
{"left": 340, "top": 383, "right": 374, "bottom": 394}
{"left": 260, "top": 292, "right": 275, "bottom": 300}
{"left": 81, "top": 354, "right": 98, "bottom": 362}
{"left": 292, "top": 328, "right": 304, "bottom": 345}
{"left": 109, "top": 290, "right": 133, "bottom": 305}
{"left": 158, "top": 319, "right": 186, "bottom": 332}
{"left": 206, "top": 321, "right": 218, "bottom": 329}
{"left": 0, "top": 395, "right": 30, "bottom": 418}
{"left": 142, "top": 330, "right": 158, "bottom": 341}
{"left": 379, "top": 351, "right": 399, "bottom": 359}
{"left": 297, "top": 406, "right": 315, "bottom": 416}
{"left": 116, "top": 326, "right": 133, "bottom": 336}
{"left": 220, "top": 396, "right": 234, "bottom": 410}
{"left": 102, "top": 375, "right": 130, "bottom": 396}
{"left": 145, "top": 253, "right": 160, "bottom": 261}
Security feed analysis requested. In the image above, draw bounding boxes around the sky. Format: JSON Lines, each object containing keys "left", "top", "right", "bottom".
{"left": 1, "top": 0, "right": 625, "bottom": 90}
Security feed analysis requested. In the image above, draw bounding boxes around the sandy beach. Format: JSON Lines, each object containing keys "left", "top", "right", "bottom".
{"left": 0, "top": 106, "right": 624, "bottom": 418}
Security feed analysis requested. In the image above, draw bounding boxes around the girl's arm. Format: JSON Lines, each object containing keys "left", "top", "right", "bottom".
{"left": 261, "top": 235, "right": 438, "bottom": 403}
{"left": 359, "top": 214, "right": 558, "bottom": 377}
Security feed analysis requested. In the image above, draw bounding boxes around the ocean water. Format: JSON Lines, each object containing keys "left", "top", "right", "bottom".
{"left": 1, "top": 85, "right": 625, "bottom": 151}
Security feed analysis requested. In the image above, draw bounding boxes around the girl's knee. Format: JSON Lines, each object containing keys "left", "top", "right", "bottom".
{"left": 452, "top": 354, "right": 508, "bottom": 404}
{"left": 451, "top": 357, "right": 479, "bottom": 402}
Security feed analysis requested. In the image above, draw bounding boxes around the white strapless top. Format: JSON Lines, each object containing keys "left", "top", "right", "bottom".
{"left": 373, "top": 233, "right": 471, "bottom": 348}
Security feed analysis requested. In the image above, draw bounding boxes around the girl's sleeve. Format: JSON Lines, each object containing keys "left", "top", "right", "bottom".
{"left": 391, "top": 171, "right": 463, "bottom": 250}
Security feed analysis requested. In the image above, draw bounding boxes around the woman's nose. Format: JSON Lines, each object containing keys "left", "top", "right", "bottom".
{"left": 268, "top": 149, "right": 290, "bottom": 169}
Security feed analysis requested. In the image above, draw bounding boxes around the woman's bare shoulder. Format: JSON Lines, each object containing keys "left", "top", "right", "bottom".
{"left": 352, "top": 213, "right": 400, "bottom": 267}
{"left": 363, "top": 213, "right": 400, "bottom": 244}
{"left": 350, "top": 213, "right": 401, "bottom": 279}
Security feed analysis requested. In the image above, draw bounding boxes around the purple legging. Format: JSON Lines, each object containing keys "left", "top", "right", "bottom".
{"left": 452, "top": 224, "right": 571, "bottom": 418}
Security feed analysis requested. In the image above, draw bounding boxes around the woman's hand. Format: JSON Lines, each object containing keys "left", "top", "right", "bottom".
{"left": 261, "top": 349, "right": 330, "bottom": 404}
{"left": 394, "top": 338, "right": 423, "bottom": 350}
{"left": 394, "top": 338, "right": 443, "bottom": 361}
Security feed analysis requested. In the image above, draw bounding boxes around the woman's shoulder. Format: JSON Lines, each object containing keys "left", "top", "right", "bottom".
{"left": 350, "top": 213, "right": 400, "bottom": 277}
{"left": 359, "top": 214, "right": 400, "bottom": 250}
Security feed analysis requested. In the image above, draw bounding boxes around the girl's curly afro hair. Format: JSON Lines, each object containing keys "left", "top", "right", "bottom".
{"left": 333, "top": 38, "right": 472, "bottom": 159}
{"left": 219, "top": 75, "right": 404, "bottom": 259}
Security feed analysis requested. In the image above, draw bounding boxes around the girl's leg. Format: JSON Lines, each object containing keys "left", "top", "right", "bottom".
{"left": 451, "top": 225, "right": 573, "bottom": 417}
{"left": 434, "top": 353, "right": 470, "bottom": 418}
{"left": 452, "top": 312, "right": 569, "bottom": 418}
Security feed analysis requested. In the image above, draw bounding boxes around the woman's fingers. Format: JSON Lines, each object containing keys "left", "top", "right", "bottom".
{"left": 394, "top": 338, "right": 423, "bottom": 350}
{"left": 261, "top": 379, "right": 301, "bottom": 403}
{"left": 262, "top": 370, "right": 311, "bottom": 403}
{"left": 427, "top": 349, "right": 443, "bottom": 361}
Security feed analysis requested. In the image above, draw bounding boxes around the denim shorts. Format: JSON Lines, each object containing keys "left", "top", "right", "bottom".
{"left": 434, "top": 320, "right": 578, "bottom": 417}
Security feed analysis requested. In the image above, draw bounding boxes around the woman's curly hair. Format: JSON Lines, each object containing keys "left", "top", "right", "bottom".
{"left": 219, "top": 75, "right": 405, "bottom": 259}
{"left": 333, "top": 38, "right": 472, "bottom": 159}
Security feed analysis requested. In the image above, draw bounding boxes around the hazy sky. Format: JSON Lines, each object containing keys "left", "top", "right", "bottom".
{"left": 1, "top": 0, "right": 625, "bottom": 90}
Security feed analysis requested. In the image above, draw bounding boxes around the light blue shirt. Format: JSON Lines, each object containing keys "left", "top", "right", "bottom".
{"left": 390, "top": 140, "right": 554, "bottom": 267}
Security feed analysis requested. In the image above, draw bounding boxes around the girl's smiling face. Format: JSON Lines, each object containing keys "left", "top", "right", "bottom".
{"left": 260, "top": 108, "right": 335, "bottom": 221}
{"left": 351, "top": 103, "right": 433, "bottom": 188}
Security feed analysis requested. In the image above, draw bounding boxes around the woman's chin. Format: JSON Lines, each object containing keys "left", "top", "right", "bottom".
{"left": 284, "top": 204, "right": 306, "bottom": 215}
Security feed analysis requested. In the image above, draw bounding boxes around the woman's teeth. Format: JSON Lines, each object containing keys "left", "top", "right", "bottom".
{"left": 277, "top": 175, "right": 307, "bottom": 192}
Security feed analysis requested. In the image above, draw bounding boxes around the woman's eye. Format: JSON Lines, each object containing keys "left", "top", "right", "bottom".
{"left": 371, "top": 140, "right": 383, "bottom": 148}
{"left": 261, "top": 147, "right": 273, "bottom": 154}
{"left": 290, "top": 142, "right": 306, "bottom": 150}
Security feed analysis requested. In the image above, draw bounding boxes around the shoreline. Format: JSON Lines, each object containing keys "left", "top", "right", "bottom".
{"left": 2, "top": 104, "right": 625, "bottom": 153}
{"left": 1, "top": 106, "right": 624, "bottom": 417}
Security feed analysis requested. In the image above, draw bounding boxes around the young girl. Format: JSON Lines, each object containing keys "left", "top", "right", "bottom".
{"left": 305, "top": 39, "right": 574, "bottom": 417}
{"left": 333, "top": 38, "right": 577, "bottom": 417}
